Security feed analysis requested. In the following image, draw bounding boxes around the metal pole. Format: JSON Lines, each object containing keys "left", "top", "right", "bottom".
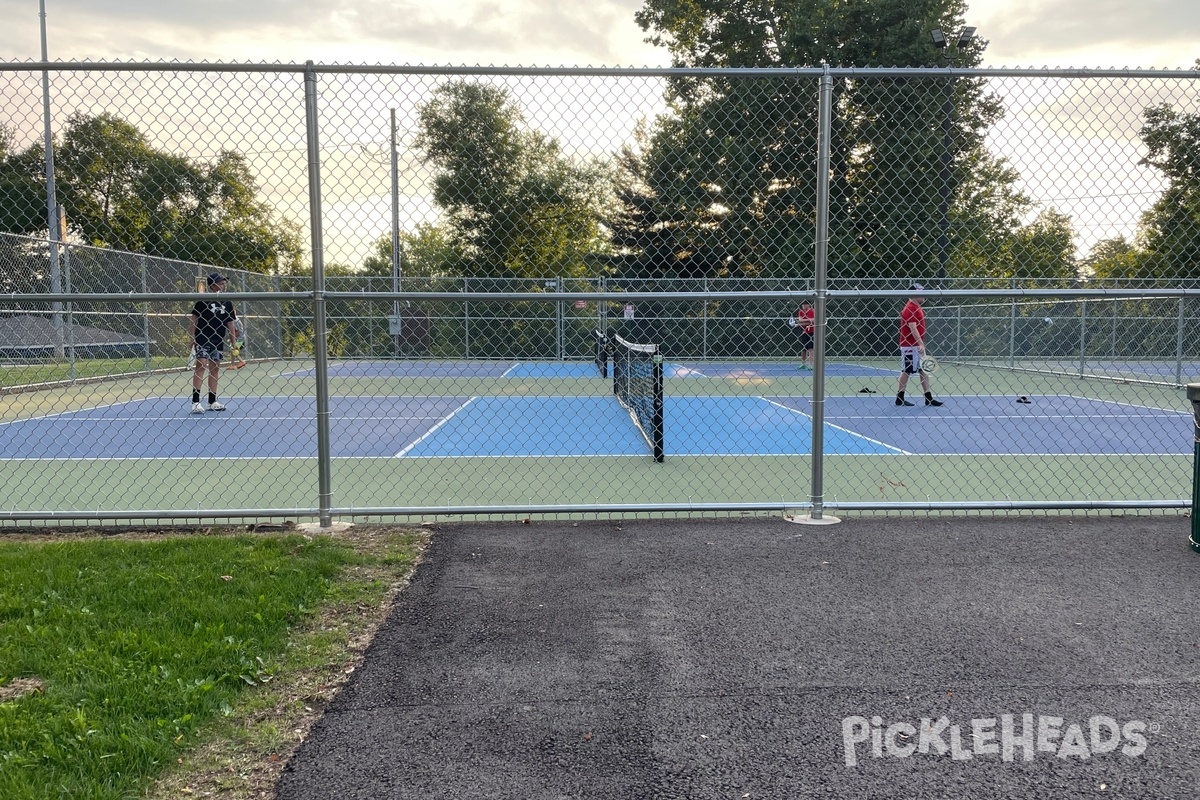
{"left": 140, "top": 255, "right": 150, "bottom": 371}
{"left": 1079, "top": 299, "right": 1088, "bottom": 378}
{"left": 793, "top": 66, "right": 839, "bottom": 526}
{"left": 1176, "top": 297, "right": 1185, "bottom": 386}
{"left": 390, "top": 108, "right": 401, "bottom": 359}
{"left": 39, "top": 0, "right": 63, "bottom": 358}
{"left": 304, "top": 62, "right": 334, "bottom": 528}
{"left": 937, "top": 72, "right": 952, "bottom": 286}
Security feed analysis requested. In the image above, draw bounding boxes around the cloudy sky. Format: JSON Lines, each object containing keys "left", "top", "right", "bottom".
{"left": 0, "top": 0, "right": 1196, "bottom": 69}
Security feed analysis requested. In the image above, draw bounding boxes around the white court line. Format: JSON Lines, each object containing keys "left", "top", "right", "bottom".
{"left": 1063, "top": 393, "right": 1191, "bottom": 416}
{"left": 759, "top": 396, "right": 909, "bottom": 455}
{"left": 0, "top": 398, "right": 142, "bottom": 426}
{"left": 393, "top": 396, "right": 478, "bottom": 457}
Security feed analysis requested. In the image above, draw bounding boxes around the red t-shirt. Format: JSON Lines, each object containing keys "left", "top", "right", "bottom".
{"left": 795, "top": 306, "right": 815, "bottom": 334}
{"left": 899, "top": 300, "right": 924, "bottom": 347}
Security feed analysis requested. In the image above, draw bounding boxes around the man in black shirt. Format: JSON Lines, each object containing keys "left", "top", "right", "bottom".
{"left": 188, "top": 272, "right": 238, "bottom": 413}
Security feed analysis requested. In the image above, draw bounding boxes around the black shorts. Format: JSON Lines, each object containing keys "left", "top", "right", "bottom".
{"left": 796, "top": 330, "right": 814, "bottom": 349}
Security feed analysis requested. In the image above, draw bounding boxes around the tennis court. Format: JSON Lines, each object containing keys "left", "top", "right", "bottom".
{"left": 1, "top": 352, "right": 1194, "bottom": 517}
{"left": 1, "top": 360, "right": 1189, "bottom": 460}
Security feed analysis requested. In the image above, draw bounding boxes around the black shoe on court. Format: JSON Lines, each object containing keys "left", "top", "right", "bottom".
{"left": 926, "top": 398, "right": 943, "bottom": 407}
{"left": 896, "top": 397, "right": 915, "bottom": 407}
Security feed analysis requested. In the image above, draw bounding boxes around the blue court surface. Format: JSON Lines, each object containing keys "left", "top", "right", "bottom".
{"left": 280, "top": 361, "right": 603, "bottom": 379}
{"left": 278, "top": 360, "right": 892, "bottom": 380}
{"left": 0, "top": 394, "right": 1188, "bottom": 459}
{"left": 667, "top": 362, "right": 895, "bottom": 379}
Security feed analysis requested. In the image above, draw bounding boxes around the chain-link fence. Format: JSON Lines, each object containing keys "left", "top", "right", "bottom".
{"left": 1, "top": 63, "right": 1198, "bottom": 524}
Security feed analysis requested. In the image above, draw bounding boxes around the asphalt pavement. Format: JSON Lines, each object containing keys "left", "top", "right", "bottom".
{"left": 275, "top": 514, "right": 1200, "bottom": 799}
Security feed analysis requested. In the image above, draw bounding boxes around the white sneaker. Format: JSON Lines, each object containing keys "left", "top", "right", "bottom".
{"left": 208, "top": 401, "right": 227, "bottom": 412}
{"left": 191, "top": 402, "right": 204, "bottom": 414}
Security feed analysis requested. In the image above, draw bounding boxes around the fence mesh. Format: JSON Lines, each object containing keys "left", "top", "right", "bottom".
{"left": 1, "top": 64, "right": 1198, "bottom": 522}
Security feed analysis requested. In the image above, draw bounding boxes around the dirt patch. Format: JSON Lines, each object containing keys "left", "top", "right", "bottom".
{"left": 0, "top": 676, "right": 46, "bottom": 702}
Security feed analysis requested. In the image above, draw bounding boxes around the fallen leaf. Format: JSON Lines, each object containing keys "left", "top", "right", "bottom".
{"left": 220, "top": 575, "right": 233, "bottom": 582}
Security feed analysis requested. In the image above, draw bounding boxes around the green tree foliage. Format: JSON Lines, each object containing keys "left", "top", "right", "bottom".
{"left": 4, "top": 113, "right": 302, "bottom": 273}
{"left": 0, "top": 125, "right": 46, "bottom": 235}
{"left": 1135, "top": 102, "right": 1200, "bottom": 282}
{"left": 623, "top": 0, "right": 1032, "bottom": 286}
{"left": 1083, "top": 237, "right": 1144, "bottom": 283}
{"left": 415, "top": 81, "right": 611, "bottom": 280}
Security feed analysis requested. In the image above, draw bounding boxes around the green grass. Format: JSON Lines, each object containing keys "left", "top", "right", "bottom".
{"left": 0, "top": 358, "right": 184, "bottom": 389}
{"left": 0, "top": 531, "right": 412, "bottom": 800}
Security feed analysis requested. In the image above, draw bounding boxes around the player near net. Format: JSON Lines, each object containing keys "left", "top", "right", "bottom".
{"left": 792, "top": 300, "right": 815, "bottom": 370}
{"left": 895, "top": 283, "right": 944, "bottom": 407}
{"left": 188, "top": 272, "right": 238, "bottom": 413}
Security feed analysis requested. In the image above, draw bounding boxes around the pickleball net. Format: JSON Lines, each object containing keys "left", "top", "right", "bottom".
{"left": 610, "top": 333, "right": 665, "bottom": 462}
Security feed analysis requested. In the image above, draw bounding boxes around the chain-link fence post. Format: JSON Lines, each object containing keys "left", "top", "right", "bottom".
{"left": 1188, "top": 384, "right": 1200, "bottom": 553}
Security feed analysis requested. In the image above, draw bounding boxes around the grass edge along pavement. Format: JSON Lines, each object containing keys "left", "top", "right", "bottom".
{"left": 0, "top": 524, "right": 427, "bottom": 800}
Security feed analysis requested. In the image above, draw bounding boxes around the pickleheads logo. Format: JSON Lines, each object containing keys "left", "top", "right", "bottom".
{"left": 841, "top": 714, "right": 1152, "bottom": 768}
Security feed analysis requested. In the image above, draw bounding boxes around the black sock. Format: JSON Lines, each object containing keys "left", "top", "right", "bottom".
{"left": 192, "top": 390, "right": 200, "bottom": 403}
{"left": 208, "top": 393, "right": 217, "bottom": 404}
{"left": 897, "top": 391, "right": 905, "bottom": 400}
{"left": 924, "top": 392, "right": 933, "bottom": 402}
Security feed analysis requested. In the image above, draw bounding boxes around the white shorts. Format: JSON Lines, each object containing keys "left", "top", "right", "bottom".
{"left": 900, "top": 347, "right": 922, "bottom": 374}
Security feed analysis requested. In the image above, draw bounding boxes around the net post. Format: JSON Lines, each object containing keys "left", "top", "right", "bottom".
{"left": 652, "top": 348, "right": 664, "bottom": 463}
{"left": 1188, "top": 384, "right": 1200, "bottom": 554}
{"left": 595, "top": 328, "right": 608, "bottom": 378}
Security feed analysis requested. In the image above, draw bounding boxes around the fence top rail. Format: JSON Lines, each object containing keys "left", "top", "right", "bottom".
{"left": 0, "top": 61, "right": 1196, "bottom": 80}
{"left": 6, "top": 288, "right": 1200, "bottom": 304}
{"left": 5, "top": 291, "right": 310, "bottom": 303}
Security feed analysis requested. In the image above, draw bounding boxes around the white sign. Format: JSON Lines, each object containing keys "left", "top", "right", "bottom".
{"left": 623, "top": 303, "right": 635, "bottom": 320}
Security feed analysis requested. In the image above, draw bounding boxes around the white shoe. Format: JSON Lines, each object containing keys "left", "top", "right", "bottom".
{"left": 191, "top": 402, "right": 204, "bottom": 414}
{"left": 208, "top": 401, "right": 227, "bottom": 411}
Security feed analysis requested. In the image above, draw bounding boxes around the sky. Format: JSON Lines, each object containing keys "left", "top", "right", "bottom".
{"left": 0, "top": 0, "right": 1196, "bottom": 69}
{"left": 0, "top": 0, "right": 1195, "bottom": 266}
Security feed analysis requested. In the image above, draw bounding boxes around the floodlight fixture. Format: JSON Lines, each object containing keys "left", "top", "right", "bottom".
{"left": 957, "top": 27, "right": 977, "bottom": 49}
{"left": 931, "top": 28, "right": 947, "bottom": 49}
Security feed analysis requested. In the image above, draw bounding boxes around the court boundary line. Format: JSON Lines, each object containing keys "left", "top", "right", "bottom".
{"left": 393, "top": 396, "right": 478, "bottom": 457}
{"left": 759, "top": 396, "right": 909, "bottom": 455}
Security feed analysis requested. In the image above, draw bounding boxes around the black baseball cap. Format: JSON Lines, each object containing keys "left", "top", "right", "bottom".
{"left": 207, "top": 272, "right": 227, "bottom": 287}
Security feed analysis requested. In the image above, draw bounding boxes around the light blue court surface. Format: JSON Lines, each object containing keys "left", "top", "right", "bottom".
{"left": 0, "top": 394, "right": 1186, "bottom": 460}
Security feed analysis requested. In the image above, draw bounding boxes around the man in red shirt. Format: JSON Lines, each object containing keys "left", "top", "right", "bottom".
{"left": 793, "top": 300, "right": 815, "bottom": 370}
{"left": 896, "top": 283, "right": 943, "bottom": 407}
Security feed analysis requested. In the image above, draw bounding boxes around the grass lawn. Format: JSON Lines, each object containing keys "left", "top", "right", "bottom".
{"left": 0, "top": 526, "right": 426, "bottom": 800}
{"left": 0, "top": 358, "right": 186, "bottom": 390}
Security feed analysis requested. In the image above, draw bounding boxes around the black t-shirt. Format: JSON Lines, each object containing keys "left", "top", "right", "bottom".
{"left": 191, "top": 299, "right": 236, "bottom": 348}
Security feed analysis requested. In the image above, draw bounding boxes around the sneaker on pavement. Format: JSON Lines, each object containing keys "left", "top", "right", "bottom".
{"left": 208, "top": 401, "right": 227, "bottom": 411}
{"left": 191, "top": 402, "right": 204, "bottom": 414}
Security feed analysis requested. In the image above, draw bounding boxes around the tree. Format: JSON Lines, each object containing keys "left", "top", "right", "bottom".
{"left": 1083, "top": 237, "right": 1145, "bottom": 283}
{"left": 14, "top": 112, "right": 301, "bottom": 273}
{"left": 1135, "top": 101, "right": 1200, "bottom": 282}
{"left": 415, "top": 81, "right": 612, "bottom": 280}
{"left": 0, "top": 125, "right": 46, "bottom": 236}
{"left": 625, "top": 0, "right": 1024, "bottom": 286}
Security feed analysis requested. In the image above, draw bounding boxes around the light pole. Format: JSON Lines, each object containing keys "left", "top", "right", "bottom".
{"left": 390, "top": 108, "right": 401, "bottom": 358}
{"left": 930, "top": 26, "right": 975, "bottom": 288}
{"left": 39, "top": 0, "right": 63, "bottom": 357}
